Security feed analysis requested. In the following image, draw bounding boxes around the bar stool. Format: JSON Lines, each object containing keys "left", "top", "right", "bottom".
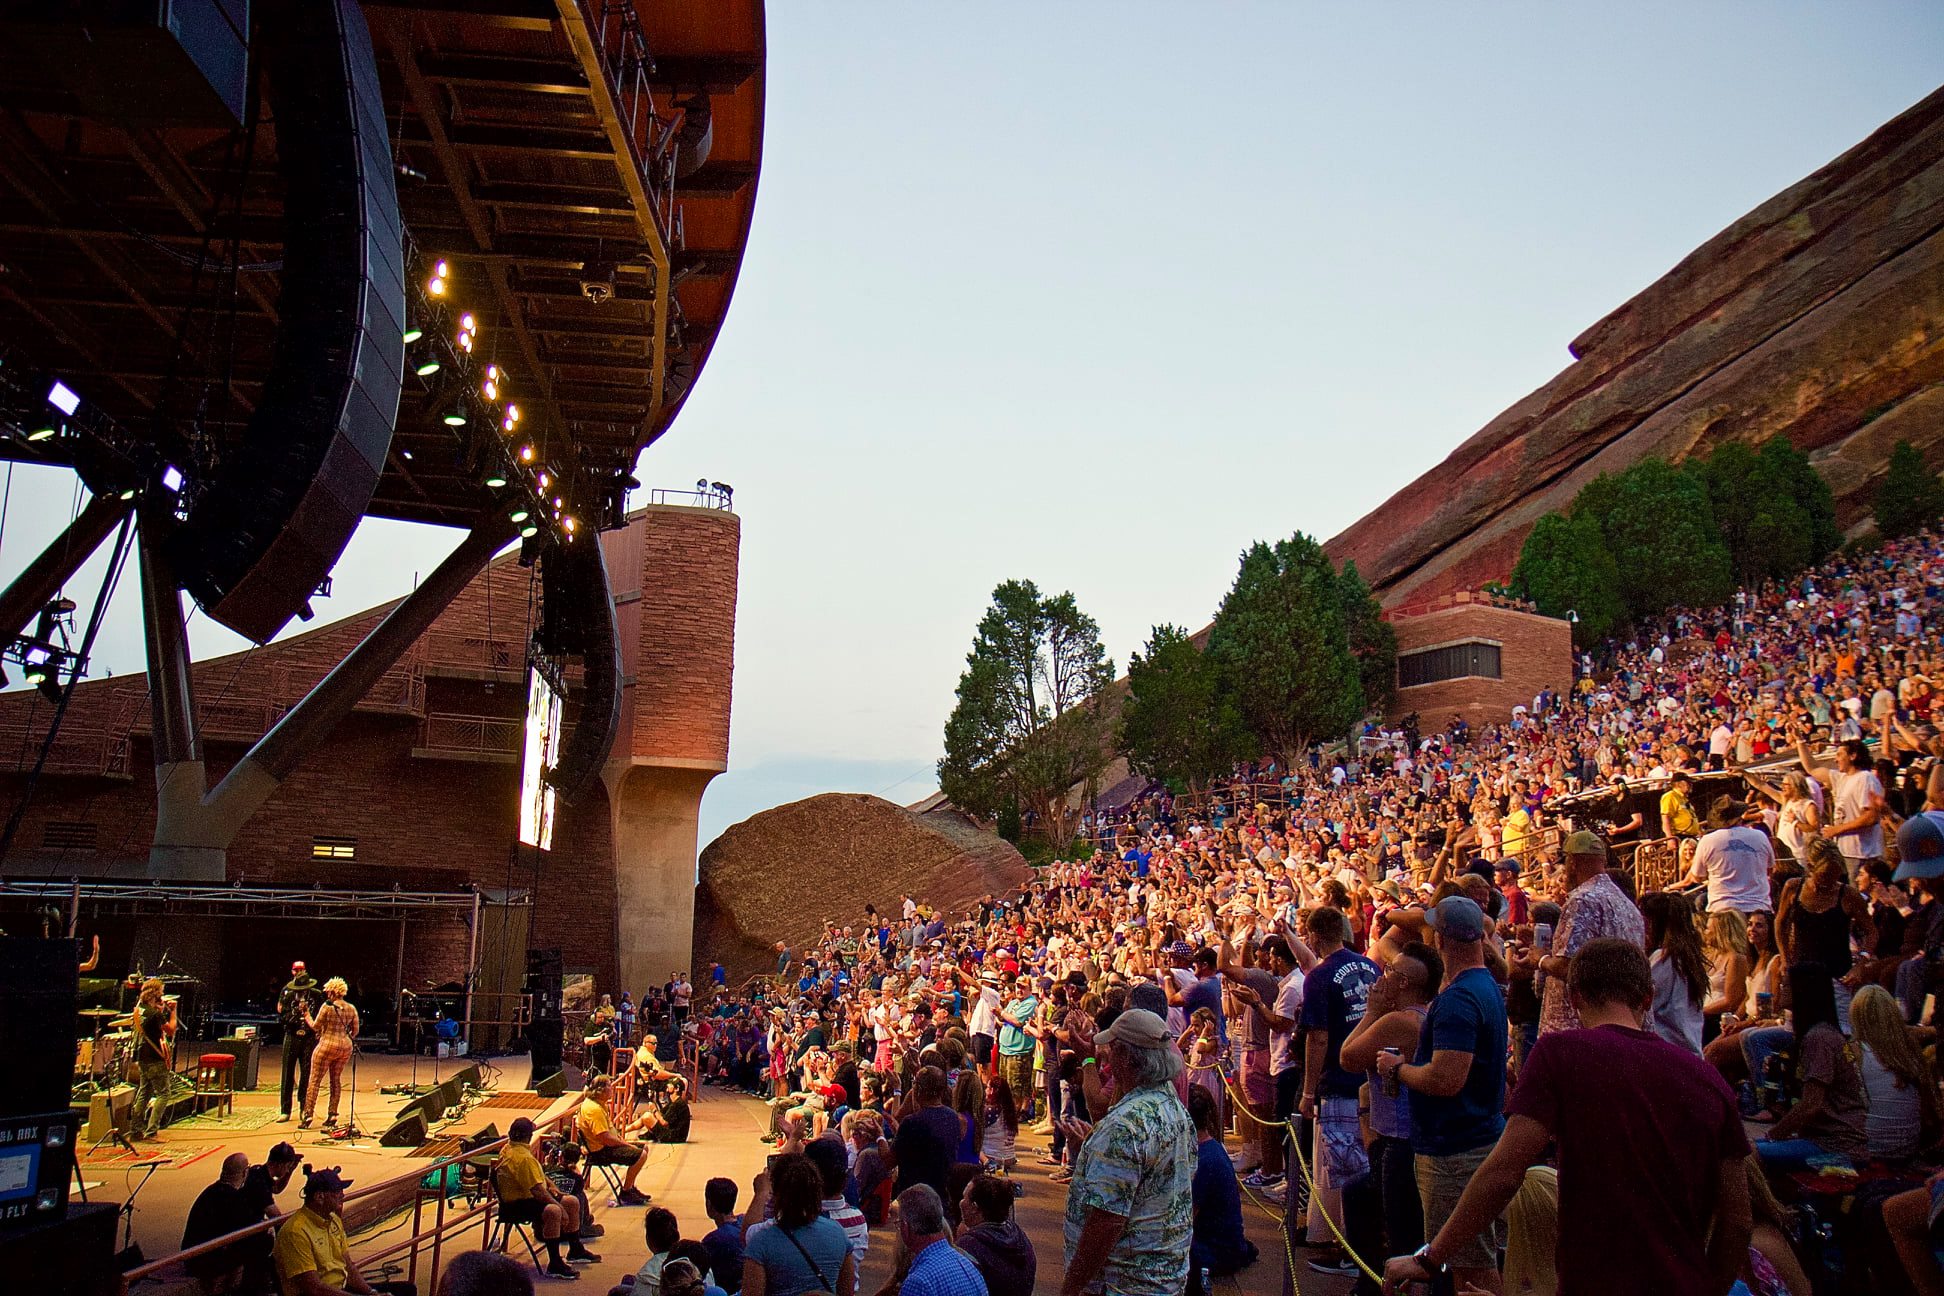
{"left": 194, "top": 1053, "right": 236, "bottom": 1117}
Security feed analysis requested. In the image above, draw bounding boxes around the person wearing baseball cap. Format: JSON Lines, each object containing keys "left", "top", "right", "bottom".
{"left": 274, "top": 1164, "right": 414, "bottom": 1294}
{"left": 1061, "top": 1009, "right": 1195, "bottom": 1296}
{"left": 1375, "top": 897, "right": 1508, "bottom": 1292}
{"left": 1515, "top": 830, "right": 1645, "bottom": 1037}
{"left": 1492, "top": 859, "right": 1530, "bottom": 927}
{"left": 276, "top": 960, "right": 320, "bottom": 1123}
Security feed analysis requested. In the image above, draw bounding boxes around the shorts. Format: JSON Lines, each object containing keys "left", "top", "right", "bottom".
{"left": 1416, "top": 1145, "right": 1503, "bottom": 1270}
{"left": 586, "top": 1145, "right": 642, "bottom": 1168}
{"left": 500, "top": 1198, "right": 548, "bottom": 1226}
{"left": 971, "top": 1034, "right": 995, "bottom": 1066}
{"left": 1317, "top": 1095, "right": 1368, "bottom": 1185}
{"left": 1240, "top": 1049, "right": 1274, "bottom": 1107}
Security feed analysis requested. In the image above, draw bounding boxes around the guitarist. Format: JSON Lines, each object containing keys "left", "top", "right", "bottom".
{"left": 129, "top": 977, "right": 178, "bottom": 1139}
{"left": 276, "top": 961, "right": 320, "bottom": 1123}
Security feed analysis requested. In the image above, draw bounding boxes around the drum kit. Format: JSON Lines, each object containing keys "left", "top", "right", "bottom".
{"left": 73, "top": 1008, "right": 136, "bottom": 1095}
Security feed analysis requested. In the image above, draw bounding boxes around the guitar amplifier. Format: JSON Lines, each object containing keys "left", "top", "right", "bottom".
{"left": 216, "top": 1036, "right": 261, "bottom": 1091}
{"left": 82, "top": 1087, "right": 135, "bottom": 1145}
{"left": 0, "top": 1111, "right": 80, "bottom": 1228}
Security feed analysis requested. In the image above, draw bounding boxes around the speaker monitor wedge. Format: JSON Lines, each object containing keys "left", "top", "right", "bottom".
{"left": 379, "top": 1111, "right": 427, "bottom": 1148}
{"left": 534, "top": 1072, "right": 566, "bottom": 1100}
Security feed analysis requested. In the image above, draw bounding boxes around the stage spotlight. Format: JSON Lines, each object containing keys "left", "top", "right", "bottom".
{"left": 427, "top": 260, "right": 449, "bottom": 296}
{"left": 36, "top": 671, "right": 61, "bottom": 704}
{"left": 484, "top": 471, "right": 508, "bottom": 489}
{"left": 519, "top": 445, "right": 534, "bottom": 463}
{"left": 402, "top": 326, "right": 424, "bottom": 344}
{"left": 415, "top": 356, "right": 442, "bottom": 378}
{"left": 46, "top": 381, "right": 80, "bottom": 416}
{"left": 509, "top": 506, "right": 530, "bottom": 522}
{"left": 27, "top": 424, "right": 57, "bottom": 442}
{"left": 520, "top": 522, "right": 539, "bottom": 538}
{"left": 443, "top": 406, "right": 468, "bottom": 427}
{"left": 161, "top": 464, "right": 185, "bottom": 492}
{"left": 118, "top": 489, "right": 136, "bottom": 501}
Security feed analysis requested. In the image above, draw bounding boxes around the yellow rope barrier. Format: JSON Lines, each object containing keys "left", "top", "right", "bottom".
{"left": 1186, "top": 1056, "right": 1385, "bottom": 1285}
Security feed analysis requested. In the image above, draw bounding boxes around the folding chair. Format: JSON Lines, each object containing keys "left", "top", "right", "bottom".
{"left": 578, "top": 1126, "right": 626, "bottom": 1204}
{"left": 487, "top": 1175, "right": 545, "bottom": 1273}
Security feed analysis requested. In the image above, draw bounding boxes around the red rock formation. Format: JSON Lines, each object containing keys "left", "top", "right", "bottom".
{"left": 1328, "top": 86, "right": 1944, "bottom": 608}
{"left": 693, "top": 794, "right": 1031, "bottom": 985}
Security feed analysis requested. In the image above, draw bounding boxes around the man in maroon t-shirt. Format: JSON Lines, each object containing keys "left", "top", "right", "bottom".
{"left": 1382, "top": 938, "right": 1752, "bottom": 1296}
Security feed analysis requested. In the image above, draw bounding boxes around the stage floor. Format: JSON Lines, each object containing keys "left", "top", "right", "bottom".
{"left": 99, "top": 1049, "right": 1325, "bottom": 1295}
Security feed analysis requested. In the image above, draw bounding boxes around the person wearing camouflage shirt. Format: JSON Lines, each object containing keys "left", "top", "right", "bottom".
{"left": 1061, "top": 1009, "right": 1194, "bottom": 1296}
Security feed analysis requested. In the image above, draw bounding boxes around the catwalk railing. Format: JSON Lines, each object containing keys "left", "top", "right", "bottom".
{"left": 119, "top": 1102, "right": 580, "bottom": 1296}
{"left": 417, "top": 711, "right": 522, "bottom": 759}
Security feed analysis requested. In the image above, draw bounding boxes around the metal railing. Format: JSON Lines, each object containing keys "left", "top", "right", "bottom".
{"left": 645, "top": 487, "right": 732, "bottom": 510}
{"left": 120, "top": 1102, "right": 581, "bottom": 1296}
{"left": 417, "top": 711, "right": 522, "bottom": 758}
{"left": 417, "top": 632, "right": 526, "bottom": 675}
{"left": 581, "top": 0, "right": 678, "bottom": 247}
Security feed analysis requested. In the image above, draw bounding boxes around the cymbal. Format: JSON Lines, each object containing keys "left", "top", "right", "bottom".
{"left": 78, "top": 1008, "right": 121, "bottom": 1017}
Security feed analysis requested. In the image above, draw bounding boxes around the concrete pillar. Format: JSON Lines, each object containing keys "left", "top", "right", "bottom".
{"left": 607, "top": 761, "right": 721, "bottom": 998}
{"left": 599, "top": 503, "right": 739, "bottom": 992}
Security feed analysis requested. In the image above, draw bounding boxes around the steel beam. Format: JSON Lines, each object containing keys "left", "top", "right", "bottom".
{"left": 138, "top": 515, "right": 201, "bottom": 768}
{"left": 0, "top": 493, "right": 131, "bottom": 644}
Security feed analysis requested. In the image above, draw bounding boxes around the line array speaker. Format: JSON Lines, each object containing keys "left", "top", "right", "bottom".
{"left": 171, "top": 0, "right": 404, "bottom": 644}
{"left": 540, "top": 538, "right": 622, "bottom": 806}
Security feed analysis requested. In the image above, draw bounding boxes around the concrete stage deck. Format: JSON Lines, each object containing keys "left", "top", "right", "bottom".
{"left": 100, "top": 1049, "right": 1336, "bottom": 1295}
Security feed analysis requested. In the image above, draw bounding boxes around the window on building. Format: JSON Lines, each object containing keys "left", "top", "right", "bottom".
{"left": 1398, "top": 641, "right": 1502, "bottom": 688}
{"left": 42, "top": 821, "right": 97, "bottom": 851}
{"left": 310, "top": 836, "right": 357, "bottom": 860}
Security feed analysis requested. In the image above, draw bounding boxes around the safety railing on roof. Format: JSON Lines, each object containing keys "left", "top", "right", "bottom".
{"left": 579, "top": 0, "right": 679, "bottom": 247}
{"left": 417, "top": 711, "right": 523, "bottom": 758}
{"left": 120, "top": 1102, "right": 581, "bottom": 1296}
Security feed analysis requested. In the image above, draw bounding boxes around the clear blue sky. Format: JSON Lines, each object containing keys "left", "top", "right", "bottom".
{"left": 2, "top": 3, "right": 1939, "bottom": 852}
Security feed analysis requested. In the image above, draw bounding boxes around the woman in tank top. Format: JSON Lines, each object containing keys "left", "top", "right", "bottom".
{"left": 1777, "top": 838, "right": 1876, "bottom": 1032}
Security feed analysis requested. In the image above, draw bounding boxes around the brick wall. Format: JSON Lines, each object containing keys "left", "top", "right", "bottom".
{"left": 0, "top": 504, "right": 734, "bottom": 1008}
{"left": 1387, "top": 599, "right": 1572, "bottom": 730}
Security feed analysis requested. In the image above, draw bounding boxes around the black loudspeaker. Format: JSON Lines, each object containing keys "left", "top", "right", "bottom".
{"left": 0, "top": 939, "right": 78, "bottom": 1116}
{"left": 524, "top": 949, "right": 563, "bottom": 1022}
{"left": 450, "top": 1063, "right": 482, "bottom": 1090}
{"left": 402, "top": 1088, "right": 446, "bottom": 1125}
{"left": 533, "top": 1066, "right": 581, "bottom": 1099}
{"left": 170, "top": 0, "right": 405, "bottom": 644}
{"left": 460, "top": 1123, "right": 499, "bottom": 1151}
{"left": 0, "top": 1201, "right": 118, "bottom": 1295}
{"left": 215, "top": 1036, "right": 261, "bottom": 1091}
{"left": 539, "top": 539, "right": 622, "bottom": 806}
{"left": 435, "top": 1077, "right": 464, "bottom": 1113}
{"left": 379, "top": 1111, "right": 426, "bottom": 1148}
{"left": 527, "top": 1017, "right": 563, "bottom": 1088}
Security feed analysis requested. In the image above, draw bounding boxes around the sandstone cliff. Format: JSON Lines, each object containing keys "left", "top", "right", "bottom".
{"left": 692, "top": 793, "right": 1032, "bottom": 986}
{"left": 1328, "top": 86, "right": 1944, "bottom": 608}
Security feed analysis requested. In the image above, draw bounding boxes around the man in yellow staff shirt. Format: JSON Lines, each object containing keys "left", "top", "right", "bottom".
{"left": 495, "top": 1116, "right": 599, "bottom": 1277}
{"left": 1501, "top": 795, "right": 1533, "bottom": 861}
{"left": 1660, "top": 771, "right": 1701, "bottom": 839}
{"left": 577, "top": 1076, "right": 650, "bottom": 1204}
{"left": 272, "top": 1166, "right": 416, "bottom": 1295}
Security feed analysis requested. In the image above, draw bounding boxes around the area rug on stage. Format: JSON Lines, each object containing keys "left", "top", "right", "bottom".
{"left": 79, "top": 1141, "right": 223, "bottom": 1171}
{"left": 411, "top": 1137, "right": 465, "bottom": 1159}
{"left": 476, "top": 1092, "right": 552, "bottom": 1111}
{"left": 170, "top": 1106, "right": 283, "bottom": 1133}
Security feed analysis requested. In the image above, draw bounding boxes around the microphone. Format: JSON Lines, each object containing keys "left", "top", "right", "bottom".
{"left": 128, "top": 1158, "right": 168, "bottom": 1168}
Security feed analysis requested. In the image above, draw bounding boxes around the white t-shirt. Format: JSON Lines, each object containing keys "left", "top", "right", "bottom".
{"left": 1709, "top": 724, "right": 1733, "bottom": 757}
{"left": 1694, "top": 825, "right": 1775, "bottom": 914}
{"left": 1648, "top": 950, "right": 1704, "bottom": 1055}
{"left": 1831, "top": 768, "right": 1886, "bottom": 860}
{"left": 967, "top": 985, "right": 1000, "bottom": 1037}
{"left": 1268, "top": 969, "right": 1305, "bottom": 1075}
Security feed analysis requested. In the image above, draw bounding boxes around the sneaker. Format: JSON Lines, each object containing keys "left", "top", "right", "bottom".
{"left": 1241, "top": 1170, "right": 1284, "bottom": 1190}
{"left": 544, "top": 1262, "right": 581, "bottom": 1280}
{"left": 616, "top": 1188, "right": 650, "bottom": 1206}
{"left": 276, "top": 1112, "right": 292, "bottom": 1123}
{"left": 567, "top": 1250, "right": 601, "bottom": 1264}
{"left": 1306, "top": 1254, "right": 1359, "bottom": 1276}
{"left": 580, "top": 1223, "right": 605, "bottom": 1239}
{"left": 1049, "top": 1167, "right": 1072, "bottom": 1184}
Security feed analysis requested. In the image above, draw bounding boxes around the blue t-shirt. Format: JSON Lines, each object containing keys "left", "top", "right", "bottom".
{"left": 702, "top": 1219, "right": 746, "bottom": 1293}
{"left": 1192, "top": 1136, "right": 1251, "bottom": 1270}
{"left": 1300, "top": 948, "right": 1380, "bottom": 1099}
{"left": 1409, "top": 966, "right": 1508, "bottom": 1157}
{"left": 744, "top": 1218, "right": 850, "bottom": 1296}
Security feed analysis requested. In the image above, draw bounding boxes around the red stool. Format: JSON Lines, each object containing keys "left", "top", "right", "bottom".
{"left": 195, "top": 1053, "right": 236, "bottom": 1117}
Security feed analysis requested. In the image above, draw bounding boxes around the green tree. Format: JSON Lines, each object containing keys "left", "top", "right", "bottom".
{"left": 1336, "top": 560, "right": 1398, "bottom": 719}
{"left": 1204, "top": 533, "right": 1365, "bottom": 767}
{"left": 1509, "top": 511, "right": 1625, "bottom": 645}
{"left": 1120, "top": 624, "right": 1246, "bottom": 794}
{"left": 1573, "top": 458, "right": 1732, "bottom": 619}
{"left": 1758, "top": 434, "right": 1841, "bottom": 566}
{"left": 937, "top": 580, "right": 1115, "bottom": 850}
{"left": 1687, "top": 437, "right": 1838, "bottom": 583}
{"left": 1875, "top": 439, "right": 1944, "bottom": 539}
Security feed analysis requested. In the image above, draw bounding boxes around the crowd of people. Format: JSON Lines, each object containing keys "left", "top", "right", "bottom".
{"left": 675, "top": 529, "right": 1944, "bottom": 1296}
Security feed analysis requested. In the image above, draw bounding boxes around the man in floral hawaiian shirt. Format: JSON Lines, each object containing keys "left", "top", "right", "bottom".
{"left": 1516, "top": 831, "right": 1646, "bottom": 1036}
{"left": 1060, "top": 1009, "right": 1194, "bottom": 1296}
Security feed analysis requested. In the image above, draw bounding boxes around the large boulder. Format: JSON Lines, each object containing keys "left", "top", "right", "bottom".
{"left": 1327, "top": 86, "right": 1944, "bottom": 609}
{"left": 693, "top": 793, "right": 1031, "bottom": 987}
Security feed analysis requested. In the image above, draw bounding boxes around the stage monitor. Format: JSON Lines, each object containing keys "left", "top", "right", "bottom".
{"left": 519, "top": 667, "right": 563, "bottom": 849}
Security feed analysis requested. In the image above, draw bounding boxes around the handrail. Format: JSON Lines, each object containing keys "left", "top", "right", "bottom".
{"left": 120, "top": 1097, "right": 582, "bottom": 1294}
{"left": 645, "top": 487, "right": 733, "bottom": 511}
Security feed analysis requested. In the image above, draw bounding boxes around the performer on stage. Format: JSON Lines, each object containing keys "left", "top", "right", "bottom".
{"left": 278, "top": 961, "right": 321, "bottom": 1123}
{"left": 129, "top": 977, "right": 176, "bottom": 1140}
{"left": 300, "top": 978, "right": 358, "bottom": 1131}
